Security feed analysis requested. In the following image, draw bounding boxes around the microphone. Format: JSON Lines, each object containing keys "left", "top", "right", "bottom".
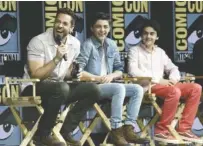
{"left": 55, "top": 35, "right": 67, "bottom": 61}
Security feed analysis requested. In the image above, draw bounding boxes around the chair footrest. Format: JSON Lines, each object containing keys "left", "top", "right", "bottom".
{"left": 154, "top": 136, "right": 191, "bottom": 144}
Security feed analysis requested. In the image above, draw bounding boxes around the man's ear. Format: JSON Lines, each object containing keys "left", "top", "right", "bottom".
{"left": 156, "top": 37, "right": 159, "bottom": 40}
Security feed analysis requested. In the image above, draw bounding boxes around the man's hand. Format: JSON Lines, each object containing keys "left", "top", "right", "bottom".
{"left": 77, "top": 71, "right": 101, "bottom": 82}
{"left": 101, "top": 75, "right": 114, "bottom": 83}
{"left": 159, "top": 79, "right": 175, "bottom": 86}
{"left": 77, "top": 72, "right": 88, "bottom": 81}
{"left": 55, "top": 44, "right": 68, "bottom": 59}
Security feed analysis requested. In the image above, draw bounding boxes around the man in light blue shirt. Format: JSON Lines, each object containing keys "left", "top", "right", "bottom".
{"left": 77, "top": 12, "right": 149, "bottom": 145}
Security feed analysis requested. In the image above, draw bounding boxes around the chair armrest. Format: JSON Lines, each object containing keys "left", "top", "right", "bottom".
{"left": 123, "top": 76, "right": 152, "bottom": 85}
{"left": 5, "top": 77, "right": 40, "bottom": 98}
{"left": 123, "top": 74, "right": 152, "bottom": 81}
{"left": 131, "top": 77, "right": 152, "bottom": 81}
{"left": 7, "top": 78, "right": 40, "bottom": 83}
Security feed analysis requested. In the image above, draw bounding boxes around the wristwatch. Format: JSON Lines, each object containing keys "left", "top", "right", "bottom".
{"left": 53, "top": 56, "right": 61, "bottom": 65}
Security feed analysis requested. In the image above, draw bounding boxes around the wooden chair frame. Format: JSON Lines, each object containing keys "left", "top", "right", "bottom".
{"left": 1, "top": 77, "right": 44, "bottom": 146}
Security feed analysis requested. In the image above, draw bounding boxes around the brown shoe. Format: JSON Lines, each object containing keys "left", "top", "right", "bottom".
{"left": 62, "top": 133, "right": 81, "bottom": 146}
{"left": 123, "top": 125, "right": 150, "bottom": 144}
{"left": 33, "top": 135, "right": 66, "bottom": 146}
{"left": 110, "top": 127, "right": 129, "bottom": 146}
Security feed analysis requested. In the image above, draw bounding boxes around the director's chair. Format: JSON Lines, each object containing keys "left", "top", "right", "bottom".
{"left": 51, "top": 78, "right": 112, "bottom": 146}
{"left": 135, "top": 75, "right": 203, "bottom": 146}
{"left": 75, "top": 76, "right": 153, "bottom": 146}
{"left": 2, "top": 77, "right": 44, "bottom": 146}
{"left": 0, "top": 60, "right": 45, "bottom": 146}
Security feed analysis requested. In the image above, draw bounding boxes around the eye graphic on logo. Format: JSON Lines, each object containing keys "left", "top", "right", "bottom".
{"left": 0, "top": 14, "right": 17, "bottom": 46}
{"left": 187, "top": 15, "right": 203, "bottom": 45}
{"left": 125, "top": 15, "right": 148, "bottom": 46}
{"left": 0, "top": 123, "right": 14, "bottom": 140}
{"left": 125, "top": 30, "right": 142, "bottom": 45}
{"left": 0, "top": 108, "right": 18, "bottom": 140}
{"left": 0, "top": 29, "right": 13, "bottom": 46}
{"left": 188, "top": 29, "right": 203, "bottom": 44}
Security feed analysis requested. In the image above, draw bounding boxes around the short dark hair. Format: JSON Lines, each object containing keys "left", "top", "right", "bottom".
{"left": 140, "top": 19, "right": 161, "bottom": 36}
{"left": 56, "top": 8, "right": 76, "bottom": 26}
{"left": 90, "top": 12, "right": 111, "bottom": 27}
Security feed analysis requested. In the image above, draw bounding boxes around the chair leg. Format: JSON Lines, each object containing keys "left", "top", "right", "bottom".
{"left": 79, "top": 103, "right": 112, "bottom": 146}
{"left": 20, "top": 105, "right": 44, "bottom": 146}
{"left": 93, "top": 103, "right": 111, "bottom": 131}
{"left": 10, "top": 106, "right": 40, "bottom": 146}
{"left": 136, "top": 117, "right": 157, "bottom": 146}
{"left": 20, "top": 116, "right": 41, "bottom": 146}
{"left": 79, "top": 121, "right": 97, "bottom": 146}
{"left": 52, "top": 105, "right": 72, "bottom": 145}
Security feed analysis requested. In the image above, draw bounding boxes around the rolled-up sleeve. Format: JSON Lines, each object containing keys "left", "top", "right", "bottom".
{"left": 27, "top": 37, "right": 44, "bottom": 61}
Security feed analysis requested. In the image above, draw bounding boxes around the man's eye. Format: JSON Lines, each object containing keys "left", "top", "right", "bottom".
{"left": 0, "top": 29, "right": 12, "bottom": 46}
{"left": 0, "top": 123, "right": 14, "bottom": 140}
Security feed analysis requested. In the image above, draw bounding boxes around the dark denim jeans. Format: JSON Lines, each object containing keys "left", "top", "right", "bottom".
{"left": 22, "top": 81, "right": 100, "bottom": 136}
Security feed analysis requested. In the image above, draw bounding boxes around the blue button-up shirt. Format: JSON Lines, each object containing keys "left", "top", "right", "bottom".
{"left": 76, "top": 36, "right": 124, "bottom": 75}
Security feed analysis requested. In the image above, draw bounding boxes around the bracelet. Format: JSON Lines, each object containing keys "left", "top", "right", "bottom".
{"left": 53, "top": 57, "right": 60, "bottom": 65}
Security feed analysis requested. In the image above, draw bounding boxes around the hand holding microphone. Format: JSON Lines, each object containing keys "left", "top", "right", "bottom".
{"left": 55, "top": 35, "right": 68, "bottom": 61}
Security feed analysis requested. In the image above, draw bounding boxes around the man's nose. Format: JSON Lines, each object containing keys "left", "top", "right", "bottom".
{"left": 58, "top": 22, "right": 63, "bottom": 28}
{"left": 100, "top": 27, "right": 105, "bottom": 32}
{"left": 147, "top": 34, "right": 151, "bottom": 38}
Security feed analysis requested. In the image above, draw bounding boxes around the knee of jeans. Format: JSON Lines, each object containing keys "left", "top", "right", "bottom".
{"left": 56, "top": 82, "right": 70, "bottom": 101}
{"left": 131, "top": 84, "right": 144, "bottom": 97}
{"left": 78, "top": 83, "right": 100, "bottom": 100}
{"left": 168, "top": 86, "right": 181, "bottom": 100}
{"left": 86, "top": 83, "right": 100, "bottom": 99}
{"left": 112, "top": 84, "right": 126, "bottom": 97}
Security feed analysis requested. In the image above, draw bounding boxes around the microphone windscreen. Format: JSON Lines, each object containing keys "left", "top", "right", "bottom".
{"left": 55, "top": 35, "right": 62, "bottom": 45}
{"left": 63, "top": 53, "right": 67, "bottom": 61}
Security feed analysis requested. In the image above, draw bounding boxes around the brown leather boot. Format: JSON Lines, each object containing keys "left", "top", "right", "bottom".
{"left": 110, "top": 127, "right": 129, "bottom": 146}
{"left": 123, "top": 125, "right": 150, "bottom": 144}
{"left": 33, "top": 134, "right": 66, "bottom": 146}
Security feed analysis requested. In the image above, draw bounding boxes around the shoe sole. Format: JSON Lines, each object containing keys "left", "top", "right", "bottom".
{"left": 180, "top": 136, "right": 203, "bottom": 144}
{"left": 154, "top": 136, "right": 180, "bottom": 144}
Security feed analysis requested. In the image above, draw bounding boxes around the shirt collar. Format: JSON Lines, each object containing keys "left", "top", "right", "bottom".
{"left": 47, "top": 28, "right": 73, "bottom": 46}
{"left": 140, "top": 42, "right": 158, "bottom": 53}
{"left": 91, "top": 36, "right": 109, "bottom": 49}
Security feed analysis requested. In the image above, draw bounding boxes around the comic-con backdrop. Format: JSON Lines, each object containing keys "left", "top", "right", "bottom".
{"left": 0, "top": 1, "right": 203, "bottom": 145}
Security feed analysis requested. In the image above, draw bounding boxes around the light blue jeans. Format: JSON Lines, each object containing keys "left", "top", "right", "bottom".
{"left": 98, "top": 83, "right": 144, "bottom": 129}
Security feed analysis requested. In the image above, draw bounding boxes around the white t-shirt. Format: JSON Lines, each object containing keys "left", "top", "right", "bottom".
{"left": 100, "top": 48, "right": 107, "bottom": 76}
{"left": 22, "top": 28, "right": 80, "bottom": 90}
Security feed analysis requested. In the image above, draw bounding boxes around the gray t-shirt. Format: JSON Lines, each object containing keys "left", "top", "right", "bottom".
{"left": 22, "top": 28, "right": 80, "bottom": 90}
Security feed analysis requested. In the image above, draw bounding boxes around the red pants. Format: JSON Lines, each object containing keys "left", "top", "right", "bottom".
{"left": 152, "top": 83, "right": 202, "bottom": 134}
